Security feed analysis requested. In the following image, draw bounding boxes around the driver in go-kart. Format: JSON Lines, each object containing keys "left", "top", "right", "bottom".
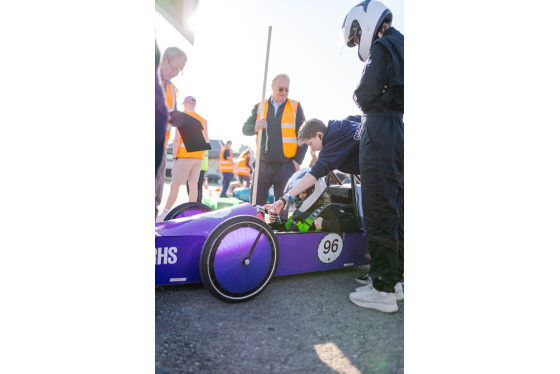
{"left": 263, "top": 169, "right": 361, "bottom": 233}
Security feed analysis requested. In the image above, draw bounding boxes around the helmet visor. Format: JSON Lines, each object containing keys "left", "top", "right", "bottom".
{"left": 345, "top": 20, "right": 361, "bottom": 47}
{"left": 339, "top": 26, "right": 357, "bottom": 57}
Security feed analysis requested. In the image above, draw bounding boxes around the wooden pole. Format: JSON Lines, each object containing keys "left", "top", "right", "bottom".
{"left": 251, "top": 26, "right": 272, "bottom": 205}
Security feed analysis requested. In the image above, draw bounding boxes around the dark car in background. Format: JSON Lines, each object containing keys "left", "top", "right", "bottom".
{"left": 165, "top": 144, "right": 173, "bottom": 179}
{"left": 165, "top": 153, "right": 173, "bottom": 179}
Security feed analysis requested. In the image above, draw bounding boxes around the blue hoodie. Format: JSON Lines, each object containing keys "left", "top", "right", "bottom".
{"left": 309, "top": 115, "right": 361, "bottom": 180}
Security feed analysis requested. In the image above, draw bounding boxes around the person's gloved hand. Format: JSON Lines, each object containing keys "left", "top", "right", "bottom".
{"left": 270, "top": 199, "right": 285, "bottom": 216}
{"left": 262, "top": 204, "right": 276, "bottom": 224}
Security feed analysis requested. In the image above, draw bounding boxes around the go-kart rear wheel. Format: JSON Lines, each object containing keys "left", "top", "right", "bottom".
{"left": 164, "top": 202, "right": 212, "bottom": 221}
{"left": 200, "top": 215, "right": 279, "bottom": 303}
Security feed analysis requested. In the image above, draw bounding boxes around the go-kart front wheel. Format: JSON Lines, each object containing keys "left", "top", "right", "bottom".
{"left": 200, "top": 215, "right": 279, "bottom": 303}
{"left": 164, "top": 202, "right": 212, "bottom": 221}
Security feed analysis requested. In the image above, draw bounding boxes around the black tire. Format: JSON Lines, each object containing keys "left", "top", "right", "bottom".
{"left": 164, "top": 202, "right": 212, "bottom": 221}
{"left": 200, "top": 215, "right": 279, "bottom": 303}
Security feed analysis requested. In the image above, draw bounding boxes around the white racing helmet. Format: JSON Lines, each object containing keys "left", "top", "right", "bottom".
{"left": 341, "top": 0, "right": 392, "bottom": 62}
{"left": 283, "top": 168, "right": 328, "bottom": 214}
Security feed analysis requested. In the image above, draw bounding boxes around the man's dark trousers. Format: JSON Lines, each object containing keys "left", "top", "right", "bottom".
{"left": 220, "top": 172, "right": 233, "bottom": 197}
{"left": 250, "top": 160, "right": 295, "bottom": 220}
{"left": 359, "top": 112, "right": 404, "bottom": 293}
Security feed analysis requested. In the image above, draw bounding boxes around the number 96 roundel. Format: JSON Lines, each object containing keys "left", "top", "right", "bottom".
{"left": 317, "top": 233, "right": 343, "bottom": 264}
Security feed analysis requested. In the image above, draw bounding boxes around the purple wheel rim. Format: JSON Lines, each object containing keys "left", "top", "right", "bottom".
{"left": 211, "top": 226, "right": 274, "bottom": 294}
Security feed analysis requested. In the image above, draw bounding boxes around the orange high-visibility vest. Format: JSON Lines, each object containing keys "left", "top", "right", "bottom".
{"left": 236, "top": 154, "right": 250, "bottom": 176}
{"left": 164, "top": 81, "right": 178, "bottom": 146}
{"left": 177, "top": 111, "right": 208, "bottom": 159}
{"left": 257, "top": 99, "right": 299, "bottom": 158}
{"left": 219, "top": 147, "right": 234, "bottom": 173}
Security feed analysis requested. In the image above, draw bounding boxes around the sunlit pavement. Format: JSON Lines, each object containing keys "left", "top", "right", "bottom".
{"left": 160, "top": 180, "right": 227, "bottom": 212}
{"left": 155, "top": 265, "right": 404, "bottom": 374}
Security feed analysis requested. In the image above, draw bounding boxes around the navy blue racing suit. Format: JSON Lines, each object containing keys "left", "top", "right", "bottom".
{"left": 354, "top": 27, "right": 404, "bottom": 293}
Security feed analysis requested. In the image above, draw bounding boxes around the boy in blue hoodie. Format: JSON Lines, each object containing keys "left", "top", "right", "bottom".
{"left": 269, "top": 116, "right": 361, "bottom": 212}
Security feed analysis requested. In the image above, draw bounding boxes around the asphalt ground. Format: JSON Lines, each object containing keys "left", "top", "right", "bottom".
{"left": 156, "top": 180, "right": 404, "bottom": 374}
{"left": 155, "top": 265, "right": 404, "bottom": 374}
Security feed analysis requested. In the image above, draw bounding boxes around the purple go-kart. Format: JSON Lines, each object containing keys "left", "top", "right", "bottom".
{"left": 155, "top": 174, "right": 369, "bottom": 302}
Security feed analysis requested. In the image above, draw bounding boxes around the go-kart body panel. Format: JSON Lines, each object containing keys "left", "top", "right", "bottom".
{"left": 155, "top": 203, "right": 257, "bottom": 285}
{"left": 274, "top": 231, "right": 369, "bottom": 276}
{"left": 155, "top": 203, "right": 370, "bottom": 286}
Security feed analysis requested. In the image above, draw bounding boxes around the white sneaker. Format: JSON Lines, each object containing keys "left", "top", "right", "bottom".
{"left": 349, "top": 287, "right": 398, "bottom": 313}
{"left": 355, "top": 282, "right": 404, "bottom": 301}
{"left": 394, "top": 282, "right": 404, "bottom": 300}
{"left": 155, "top": 211, "right": 168, "bottom": 223}
{"left": 354, "top": 274, "right": 372, "bottom": 285}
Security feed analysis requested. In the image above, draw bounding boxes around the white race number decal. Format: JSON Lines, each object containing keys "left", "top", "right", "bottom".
{"left": 317, "top": 233, "right": 343, "bottom": 264}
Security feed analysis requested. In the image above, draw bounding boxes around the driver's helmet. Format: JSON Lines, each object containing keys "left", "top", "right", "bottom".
{"left": 283, "top": 168, "right": 328, "bottom": 213}
{"left": 341, "top": 0, "right": 392, "bottom": 62}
